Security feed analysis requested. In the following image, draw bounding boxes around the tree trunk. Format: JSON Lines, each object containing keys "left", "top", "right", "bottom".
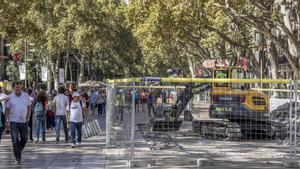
{"left": 280, "top": 4, "right": 300, "bottom": 79}
{"left": 64, "top": 54, "right": 68, "bottom": 82}
{"left": 187, "top": 54, "right": 195, "bottom": 78}
{"left": 78, "top": 58, "right": 85, "bottom": 85}
{"left": 68, "top": 55, "right": 73, "bottom": 83}
{"left": 53, "top": 58, "right": 59, "bottom": 91}
{"left": 267, "top": 40, "right": 279, "bottom": 98}
{"left": 47, "top": 60, "right": 52, "bottom": 93}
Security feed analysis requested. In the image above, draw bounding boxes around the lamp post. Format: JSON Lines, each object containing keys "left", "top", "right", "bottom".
{"left": 24, "top": 41, "right": 27, "bottom": 89}
{"left": 24, "top": 41, "right": 35, "bottom": 89}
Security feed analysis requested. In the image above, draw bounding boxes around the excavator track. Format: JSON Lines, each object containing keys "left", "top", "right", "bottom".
{"left": 193, "top": 120, "right": 242, "bottom": 140}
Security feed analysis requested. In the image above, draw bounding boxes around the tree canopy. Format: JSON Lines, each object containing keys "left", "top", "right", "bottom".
{"left": 0, "top": 0, "right": 299, "bottom": 90}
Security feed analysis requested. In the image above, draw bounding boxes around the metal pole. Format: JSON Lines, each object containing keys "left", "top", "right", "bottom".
{"left": 130, "top": 82, "right": 136, "bottom": 160}
{"left": 294, "top": 80, "right": 298, "bottom": 158}
{"left": 24, "top": 41, "right": 27, "bottom": 89}
{"left": 0, "top": 39, "right": 4, "bottom": 80}
{"left": 105, "top": 85, "right": 111, "bottom": 148}
{"left": 260, "top": 59, "right": 263, "bottom": 89}
{"left": 289, "top": 80, "right": 293, "bottom": 159}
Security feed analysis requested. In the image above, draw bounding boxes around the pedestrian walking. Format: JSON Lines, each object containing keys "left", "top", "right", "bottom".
{"left": 0, "top": 102, "right": 4, "bottom": 141}
{"left": 5, "top": 81, "right": 32, "bottom": 164}
{"left": 96, "top": 91, "right": 105, "bottom": 116}
{"left": 134, "top": 90, "right": 140, "bottom": 111}
{"left": 27, "top": 88, "right": 34, "bottom": 141}
{"left": 147, "top": 92, "right": 155, "bottom": 117}
{"left": 0, "top": 86, "right": 7, "bottom": 142}
{"left": 116, "top": 90, "right": 125, "bottom": 121}
{"left": 141, "top": 90, "right": 147, "bottom": 111}
{"left": 82, "top": 89, "right": 89, "bottom": 109}
{"left": 102, "top": 91, "right": 106, "bottom": 114}
{"left": 53, "top": 86, "right": 69, "bottom": 144}
{"left": 79, "top": 92, "right": 89, "bottom": 119}
{"left": 33, "top": 91, "right": 47, "bottom": 143}
{"left": 89, "top": 90, "right": 98, "bottom": 115}
{"left": 68, "top": 92, "right": 85, "bottom": 148}
{"left": 0, "top": 86, "right": 8, "bottom": 112}
{"left": 46, "top": 95, "right": 56, "bottom": 130}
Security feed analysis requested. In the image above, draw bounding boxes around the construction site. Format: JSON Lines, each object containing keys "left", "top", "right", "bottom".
{"left": 105, "top": 67, "right": 300, "bottom": 169}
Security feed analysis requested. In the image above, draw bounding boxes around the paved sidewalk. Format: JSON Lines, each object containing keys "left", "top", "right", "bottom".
{"left": 0, "top": 115, "right": 108, "bottom": 169}
{"left": 1, "top": 111, "right": 298, "bottom": 169}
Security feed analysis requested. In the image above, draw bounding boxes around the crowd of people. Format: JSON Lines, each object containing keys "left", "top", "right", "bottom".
{"left": 0, "top": 81, "right": 106, "bottom": 165}
{"left": 0, "top": 81, "right": 183, "bottom": 165}
{"left": 115, "top": 89, "right": 179, "bottom": 121}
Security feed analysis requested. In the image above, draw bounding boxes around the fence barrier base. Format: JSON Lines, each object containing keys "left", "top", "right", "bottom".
{"left": 126, "top": 159, "right": 156, "bottom": 168}
{"left": 103, "top": 148, "right": 126, "bottom": 155}
{"left": 283, "top": 160, "right": 299, "bottom": 168}
{"left": 197, "top": 158, "right": 213, "bottom": 167}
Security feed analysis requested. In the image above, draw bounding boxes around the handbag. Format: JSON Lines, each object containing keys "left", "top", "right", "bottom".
{"left": 82, "top": 119, "right": 102, "bottom": 139}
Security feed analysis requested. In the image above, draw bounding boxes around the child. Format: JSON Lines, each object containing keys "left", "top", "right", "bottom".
{"left": 68, "top": 92, "right": 85, "bottom": 148}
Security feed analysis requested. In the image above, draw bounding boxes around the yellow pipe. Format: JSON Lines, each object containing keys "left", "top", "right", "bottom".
{"left": 160, "top": 78, "right": 292, "bottom": 84}
{"left": 251, "top": 88, "right": 300, "bottom": 93}
{"left": 107, "top": 78, "right": 141, "bottom": 84}
{"left": 114, "top": 86, "right": 186, "bottom": 89}
{"left": 107, "top": 77, "right": 296, "bottom": 84}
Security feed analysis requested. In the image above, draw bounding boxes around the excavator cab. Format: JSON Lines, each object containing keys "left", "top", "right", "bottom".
{"left": 210, "top": 66, "right": 269, "bottom": 120}
{"left": 213, "top": 67, "right": 248, "bottom": 90}
{"left": 207, "top": 66, "right": 278, "bottom": 138}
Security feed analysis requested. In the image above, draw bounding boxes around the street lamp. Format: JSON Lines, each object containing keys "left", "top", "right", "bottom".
{"left": 24, "top": 41, "right": 34, "bottom": 89}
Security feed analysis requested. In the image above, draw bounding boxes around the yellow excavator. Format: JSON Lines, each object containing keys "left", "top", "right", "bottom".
{"left": 207, "top": 67, "right": 274, "bottom": 139}
{"left": 210, "top": 66, "right": 269, "bottom": 119}
{"left": 151, "top": 67, "right": 285, "bottom": 140}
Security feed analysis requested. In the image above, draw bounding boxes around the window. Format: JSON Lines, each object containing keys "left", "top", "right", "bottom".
{"left": 231, "top": 68, "right": 246, "bottom": 89}
{"left": 214, "top": 70, "right": 229, "bottom": 87}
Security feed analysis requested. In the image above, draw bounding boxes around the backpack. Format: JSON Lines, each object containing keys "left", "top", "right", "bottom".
{"left": 70, "top": 100, "right": 86, "bottom": 117}
{"left": 96, "top": 94, "right": 105, "bottom": 104}
{"left": 34, "top": 101, "right": 45, "bottom": 118}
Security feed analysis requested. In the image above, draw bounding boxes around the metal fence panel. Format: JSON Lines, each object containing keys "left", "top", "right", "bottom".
{"left": 106, "top": 78, "right": 299, "bottom": 166}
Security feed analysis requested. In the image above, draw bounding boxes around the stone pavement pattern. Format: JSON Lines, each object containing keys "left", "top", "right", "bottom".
{"left": 0, "top": 115, "right": 108, "bottom": 169}
{"left": 1, "top": 112, "right": 299, "bottom": 169}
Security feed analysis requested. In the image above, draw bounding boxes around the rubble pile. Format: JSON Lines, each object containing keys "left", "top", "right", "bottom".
{"left": 149, "top": 141, "right": 169, "bottom": 150}
{"left": 270, "top": 102, "right": 300, "bottom": 144}
{"left": 270, "top": 102, "right": 300, "bottom": 123}
{"left": 142, "top": 132, "right": 183, "bottom": 151}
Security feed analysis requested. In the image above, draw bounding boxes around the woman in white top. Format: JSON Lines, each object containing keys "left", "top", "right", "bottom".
{"left": 68, "top": 92, "right": 85, "bottom": 148}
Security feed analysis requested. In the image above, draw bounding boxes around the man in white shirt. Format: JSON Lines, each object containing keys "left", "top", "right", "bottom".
{"left": 5, "top": 81, "right": 31, "bottom": 165}
{"left": 53, "top": 86, "right": 69, "bottom": 144}
{"left": 67, "top": 92, "right": 85, "bottom": 148}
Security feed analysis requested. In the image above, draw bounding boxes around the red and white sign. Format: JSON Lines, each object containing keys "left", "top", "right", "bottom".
{"left": 202, "top": 60, "right": 215, "bottom": 68}
{"left": 13, "top": 53, "right": 22, "bottom": 65}
{"left": 202, "top": 59, "right": 229, "bottom": 68}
